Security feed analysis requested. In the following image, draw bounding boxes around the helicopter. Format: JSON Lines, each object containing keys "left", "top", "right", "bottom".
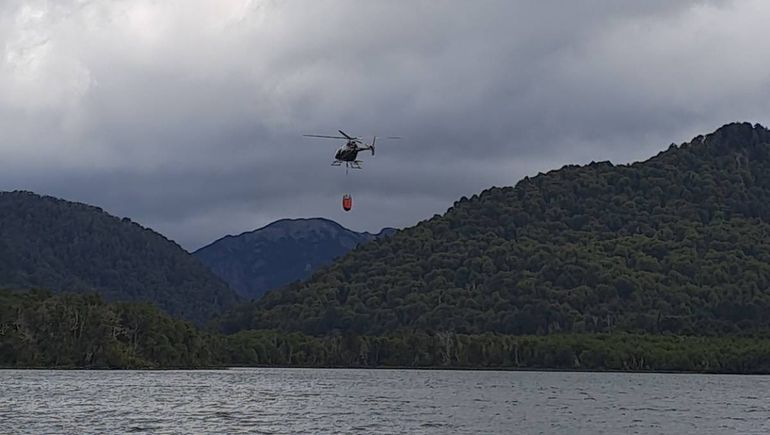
{"left": 304, "top": 130, "right": 399, "bottom": 169}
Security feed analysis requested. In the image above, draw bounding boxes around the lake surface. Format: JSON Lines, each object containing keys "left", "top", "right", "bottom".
{"left": 1, "top": 369, "right": 769, "bottom": 434}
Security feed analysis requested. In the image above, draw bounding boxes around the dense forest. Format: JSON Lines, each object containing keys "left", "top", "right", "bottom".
{"left": 222, "top": 330, "right": 770, "bottom": 374}
{"left": 220, "top": 123, "right": 770, "bottom": 338}
{"left": 194, "top": 218, "right": 395, "bottom": 299}
{"left": 0, "top": 191, "right": 238, "bottom": 323}
{"left": 0, "top": 289, "right": 219, "bottom": 368}
{"left": 5, "top": 288, "right": 770, "bottom": 373}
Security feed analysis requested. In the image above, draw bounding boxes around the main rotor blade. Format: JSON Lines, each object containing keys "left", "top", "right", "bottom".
{"left": 363, "top": 135, "right": 402, "bottom": 140}
{"left": 304, "top": 134, "right": 348, "bottom": 139}
{"left": 338, "top": 130, "right": 356, "bottom": 140}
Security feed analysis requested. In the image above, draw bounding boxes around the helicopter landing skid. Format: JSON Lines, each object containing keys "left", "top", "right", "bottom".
{"left": 331, "top": 160, "right": 363, "bottom": 169}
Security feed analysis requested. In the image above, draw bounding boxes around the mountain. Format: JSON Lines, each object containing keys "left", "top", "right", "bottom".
{"left": 194, "top": 218, "right": 396, "bottom": 299}
{"left": 0, "top": 191, "right": 238, "bottom": 323}
{"left": 221, "top": 122, "right": 770, "bottom": 337}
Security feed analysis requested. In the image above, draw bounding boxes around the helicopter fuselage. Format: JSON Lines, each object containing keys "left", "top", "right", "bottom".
{"left": 335, "top": 142, "right": 370, "bottom": 162}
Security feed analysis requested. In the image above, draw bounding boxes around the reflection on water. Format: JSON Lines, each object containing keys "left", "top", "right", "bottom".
{"left": 2, "top": 369, "right": 770, "bottom": 434}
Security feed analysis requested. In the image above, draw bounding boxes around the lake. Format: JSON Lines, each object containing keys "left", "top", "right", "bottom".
{"left": 1, "top": 369, "right": 769, "bottom": 434}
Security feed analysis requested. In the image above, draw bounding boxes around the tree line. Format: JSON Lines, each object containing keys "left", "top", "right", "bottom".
{"left": 4, "top": 289, "right": 770, "bottom": 373}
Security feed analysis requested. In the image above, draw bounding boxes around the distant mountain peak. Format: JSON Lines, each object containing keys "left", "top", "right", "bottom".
{"left": 194, "top": 218, "right": 395, "bottom": 299}
{"left": 263, "top": 217, "right": 344, "bottom": 230}
{"left": 218, "top": 217, "right": 358, "bottom": 242}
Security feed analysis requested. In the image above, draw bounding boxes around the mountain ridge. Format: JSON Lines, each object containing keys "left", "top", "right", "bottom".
{"left": 194, "top": 217, "right": 396, "bottom": 299}
{"left": 198, "top": 217, "right": 395, "bottom": 246}
{"left": 0, "top": 190, "right": 239, "bottom": 323}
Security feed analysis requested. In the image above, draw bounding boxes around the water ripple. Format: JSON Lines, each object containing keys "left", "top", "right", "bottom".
{"left": 2, "top": 369, "right": 770, "bottom": 434}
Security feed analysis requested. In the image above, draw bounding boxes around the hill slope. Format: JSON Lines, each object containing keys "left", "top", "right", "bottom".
{"left": 0, "top": 191, "right": 238, "bottom": 323}
{"left": 221, "top": 122, "right": 770, "bottom": 336}
{"left": 194, "top": 218, "right": 395, "bottom": 299}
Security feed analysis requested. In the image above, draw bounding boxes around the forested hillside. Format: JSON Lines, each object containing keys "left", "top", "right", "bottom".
{"left": 0, "top": 192, "right": 238, "bottom": 323}
{"left": 195, "top": 218, "right": 395, "bottom": 299}
{"left": 221, "top": 122, "right": 770, "bottom": 337}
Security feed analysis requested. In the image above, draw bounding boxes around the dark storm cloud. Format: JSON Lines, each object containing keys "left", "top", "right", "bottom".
{"left": 2, "top": 0, "right": 770, "bottom": 249}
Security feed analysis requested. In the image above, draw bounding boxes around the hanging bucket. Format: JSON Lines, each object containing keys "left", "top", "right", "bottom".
{"left": 342, "top": 194, "right": 352, "bottom": 211}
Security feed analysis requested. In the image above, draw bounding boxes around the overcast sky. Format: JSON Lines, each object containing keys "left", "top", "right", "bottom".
{"left": 2, "top": 0, "right": 770, "bottom": 250}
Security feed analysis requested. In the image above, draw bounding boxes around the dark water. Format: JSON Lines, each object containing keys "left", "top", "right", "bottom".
{"left": 2, "top": 369, "right": 770, "bottom": 434}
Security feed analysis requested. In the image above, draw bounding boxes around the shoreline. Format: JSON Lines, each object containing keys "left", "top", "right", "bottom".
{"left": 3, "top": 365, "right": 769, "bottom": 376}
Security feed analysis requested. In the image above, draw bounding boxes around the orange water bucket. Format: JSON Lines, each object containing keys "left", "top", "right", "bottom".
{"left": 342, "top": 194, "right": 352, "bottom": 211}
